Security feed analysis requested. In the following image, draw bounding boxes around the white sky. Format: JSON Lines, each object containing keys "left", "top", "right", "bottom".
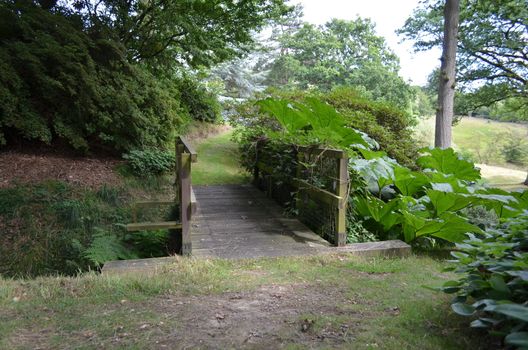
{"left": 292, "top": 0, "right": 441, "bottom": 86}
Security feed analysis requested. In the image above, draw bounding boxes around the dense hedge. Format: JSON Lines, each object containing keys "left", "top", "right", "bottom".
{"left": 0, "top": 2, "right": 220, "bottom": 153}
{"left": 235, "top": 87, "right": 418, "bottom": 166}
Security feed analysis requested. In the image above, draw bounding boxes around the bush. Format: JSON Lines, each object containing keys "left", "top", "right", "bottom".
{"left": 177, "top": 75, "right": 221, "bottom": 123}
{"left": 122, "top": 149, "right": 175, "bottom": 177}
{"left": 0, "top": 2, "right": 188, "bottom": 153}
{"left": 234, "top": 87, "right": 418, "bottom": 167}
{"left": 501, "top": 136, "right": 527, "bottom": 165}
{"left": 439, "top": 214, "right": 528, "bottom": 348}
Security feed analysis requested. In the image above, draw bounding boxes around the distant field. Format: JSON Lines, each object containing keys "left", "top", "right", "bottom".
{"left": 414, "top": 117, "right": 528, "bottom": 187}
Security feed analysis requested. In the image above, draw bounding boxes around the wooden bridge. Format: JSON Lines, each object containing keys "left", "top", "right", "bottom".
{"left": 103, "top": 137, "right": 410, "bottom": 273}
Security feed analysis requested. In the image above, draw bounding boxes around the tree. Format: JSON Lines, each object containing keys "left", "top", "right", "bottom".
{"left": 398, "top": 0, "right": 528, "bottom": 111}
{"left": 435, "top": 0, "right": 460, "bottom": 148}
{"left": 264, "top": 18, "right": 414, "bottom": 108}
{"left": 75, "top": 0, "right": 291, "bottom": 71}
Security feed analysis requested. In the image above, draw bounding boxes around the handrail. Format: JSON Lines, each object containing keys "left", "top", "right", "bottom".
{"left": 254, "top": 143, "right": 349, "bottom": 247}
{"left": 297, "top": 145, "right": 348, "bottom": 159}
{"left": 177, "top": 136, "right": 198, "bottom": 162}
{"left": 175, "top": 136, "right": 197, "bottom": 255}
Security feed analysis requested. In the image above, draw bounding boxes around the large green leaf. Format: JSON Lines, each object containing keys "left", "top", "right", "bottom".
{"left": 258, "top": 99, "right": 308, "bottom": 133}
{"left": 491, "top": 304, "right": 528, "bottom": 322}
{"left": 350, "top": 157, "right": 396, "bottom": 193}
{"left": 401, "top": 211, "right": 482, "bottom": 243}
{"left": 394, "top": 166, "right": 431, "bottom": 196}
{"left": 354, "top": 197, "right": 402, "bottom": 231}
{"left": 417, "top": 147, "right": 481, "bottom": 181}
{"left": 505, "top": 332, "right": 528, "bottom": 347}
{"left": 426, "top": 189, "right": 476, "bottom": 215}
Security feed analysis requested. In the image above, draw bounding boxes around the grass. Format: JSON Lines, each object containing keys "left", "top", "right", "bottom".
{"left": 0, "top": 254, "right": 492, "bottom": 349}
{"left": 415, "top": 117, "right": 528, "bottom": 187}
{"left": 191, "top": 129, "right": 250, "bottom": 185}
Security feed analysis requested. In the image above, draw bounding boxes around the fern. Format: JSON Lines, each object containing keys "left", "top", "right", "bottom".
{"left": 83, "top": 230, "right": 138, "bottom": 266}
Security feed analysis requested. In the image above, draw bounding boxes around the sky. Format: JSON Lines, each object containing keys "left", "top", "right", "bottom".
{"left": 292, "top": 0, "right": 441, "bottom": 86}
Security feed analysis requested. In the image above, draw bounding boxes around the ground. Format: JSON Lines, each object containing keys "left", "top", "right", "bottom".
{"left": 0, "top": 255, "right": 493, "bottom": 349}
{"left": 0, "top": 126, "right": 499, "bottom": 349}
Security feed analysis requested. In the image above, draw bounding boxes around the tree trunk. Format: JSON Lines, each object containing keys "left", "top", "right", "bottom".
{"left": 524, "top": 171, "right": 528, "bottom": 186}
{"left": 435, "top": 0, "right": 460, "bottom": 149}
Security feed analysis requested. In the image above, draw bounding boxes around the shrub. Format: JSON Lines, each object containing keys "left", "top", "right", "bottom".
{"left": 0, "top": 2, "right": 188, "bottom": 153}
{"left": 122, "top": 149, "right": 175, "bottom": 177}
{"left": 177, "top": 75, "right": 221, "bottom": 123}
{"left": 438, "top": 214, "right": 528, "bottom": 348}
{"left": 233, "top": 87, "right": 418, "bottom": 167}
{"left": 501, "top": 136, "right": 527, "bottom": 165}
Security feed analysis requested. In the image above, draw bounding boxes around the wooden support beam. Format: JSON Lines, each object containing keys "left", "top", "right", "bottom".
{"left": 179, "top": 152, "right": 192, "bottom": 255}
{"left": 298, "top": 146, "right": 348, "bottom": 159}
{"left": 293, "top": 179, "right": 343, "bottom": 206}
{"left": 335, "top": 157, "right": 349, "bottom": 247}
{"left": 126, "top": 221, "right": 182, "bottom": 232}
{"left": 177, "top": 136, "right": 197, "bottom": 162}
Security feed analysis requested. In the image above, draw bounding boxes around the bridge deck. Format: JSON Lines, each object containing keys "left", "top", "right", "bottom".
{"left": 102, "top": 185, "right": 411, "bottom": 273}
{"left": 191, "top": 185, "right": 330, "bottom": 259}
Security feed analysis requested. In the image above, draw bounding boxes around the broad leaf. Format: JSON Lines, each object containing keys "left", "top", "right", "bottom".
{"left": 394, "top": 167, "right": 430, "bottom": 196}
{"left": 426, "top": 189, "right": 475, "bottom": 215}
{"left": 417, "top": 147, "right": 481, "bottom": 181}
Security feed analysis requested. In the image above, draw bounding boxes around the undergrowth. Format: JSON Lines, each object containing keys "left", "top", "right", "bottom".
{"left": 0, "top": 178, "right": 174, "bottom": 277}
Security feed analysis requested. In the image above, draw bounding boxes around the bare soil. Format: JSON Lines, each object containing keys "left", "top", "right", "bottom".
{"left": 0, "top": 151, "right": 123, "bottom": 189}
{"left": 148, "top": 283, "right": 366, "bottom": 349}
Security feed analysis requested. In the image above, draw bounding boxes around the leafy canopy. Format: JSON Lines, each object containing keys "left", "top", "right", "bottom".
{"left": 398, "top": 0, "right": 528, "bottom": 109}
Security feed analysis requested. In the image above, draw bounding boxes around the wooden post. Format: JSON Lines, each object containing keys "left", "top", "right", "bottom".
{"left": 253, "top": 142, "right": 259, "bottom": 185}
{"left": 175, "top": 142, "right": 184, "bottom": 202}
{"left": 179, "top": 152, "right": 192, "bottom": 255}
{"left": 335, "top": 157, "right": 348, "bottom": 246}
{"left": 296, "top": 151, "right": 304, "bottom": 211}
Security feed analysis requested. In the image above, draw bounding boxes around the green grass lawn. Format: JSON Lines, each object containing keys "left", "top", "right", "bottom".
{"left": 0, "top": 254, "right": 492, "bottom": 349}
{"left": 416, "top": 117, "right": 528, "bottom": 165}
{"left": 415, "top": 117, "right": 528, "bottom": 187}
{"left": 191, "top": 129, "right": 250, "bottom": 185}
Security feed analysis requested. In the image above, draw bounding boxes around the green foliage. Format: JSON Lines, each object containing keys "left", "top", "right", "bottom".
{"left": 417, "top": 147, "right": 482, "bottom": 181}
{"left": 0, "top": 1, "right": 187, "bottom": 153}
{"left": 176, "top": 76, "right": 221, "bottom": 123}
{"left": 501, "top": 137, "right": 527, "bottom": 165}
{"left": 265, "top": 18, "right": 414, "bottom": 108}
{"left": 83, "top": 229, "right": 138, "bottom": 267}
{"left": 234, "top": 96, "right": 528, "bottom": 247}
{"left": 399, "top": 0, "right": 528, "bottom": 111}
{"left": 124, "top": 230, "right": 169, "bottom": 258}
{"left": 437, "top": 214, "right": 528, "bottom": 347}
{"left": 122, "top": 149, "right": 175, "bottom": 177}
{"left": 234, "top": 87, "right": 418, "bottom": 166}
{"left": 0, "top": 180, "right": 173, "bottom": 277}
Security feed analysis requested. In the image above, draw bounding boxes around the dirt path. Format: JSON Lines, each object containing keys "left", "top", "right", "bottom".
{"left": 147, "top": 283, "right": 364, "bottom": 349}
{"left": 477, "top": 163, "right": 527, "bottom": 186}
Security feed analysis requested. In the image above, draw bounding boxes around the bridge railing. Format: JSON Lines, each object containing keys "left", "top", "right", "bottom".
{"left": 174, "top": 136, "right": 197, "bottom": 255}
{"left": 253, "top": 143, "right": 349, "bottom": 246}
{"left": 126, "top": 136, "right": 197, "bottom": 256}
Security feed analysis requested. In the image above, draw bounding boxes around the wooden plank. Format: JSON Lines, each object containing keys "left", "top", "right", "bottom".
{"left": 335, "top": 157, "right": 348, "bottom": 247}
{"left": 297, "top": 146, "right": 347, "bottom": 159}
{"left": 177, "top": 136, "right": 197, "bottom": 162}
{"left": 294, "top": 179, "right": 342, "bottom": 206}
{"left": 126, "top": 221, "right": 182, "bottom": 231}
{"left": 190, "top": 187, "right": 197, "bottom": 215}
{"left": 180, "top": 152, "right": 192, "bottom": 255}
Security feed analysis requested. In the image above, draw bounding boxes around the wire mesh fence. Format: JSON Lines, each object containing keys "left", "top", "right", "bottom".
{"left": 254, "top": 144, "right": 348, "bottom": 246}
